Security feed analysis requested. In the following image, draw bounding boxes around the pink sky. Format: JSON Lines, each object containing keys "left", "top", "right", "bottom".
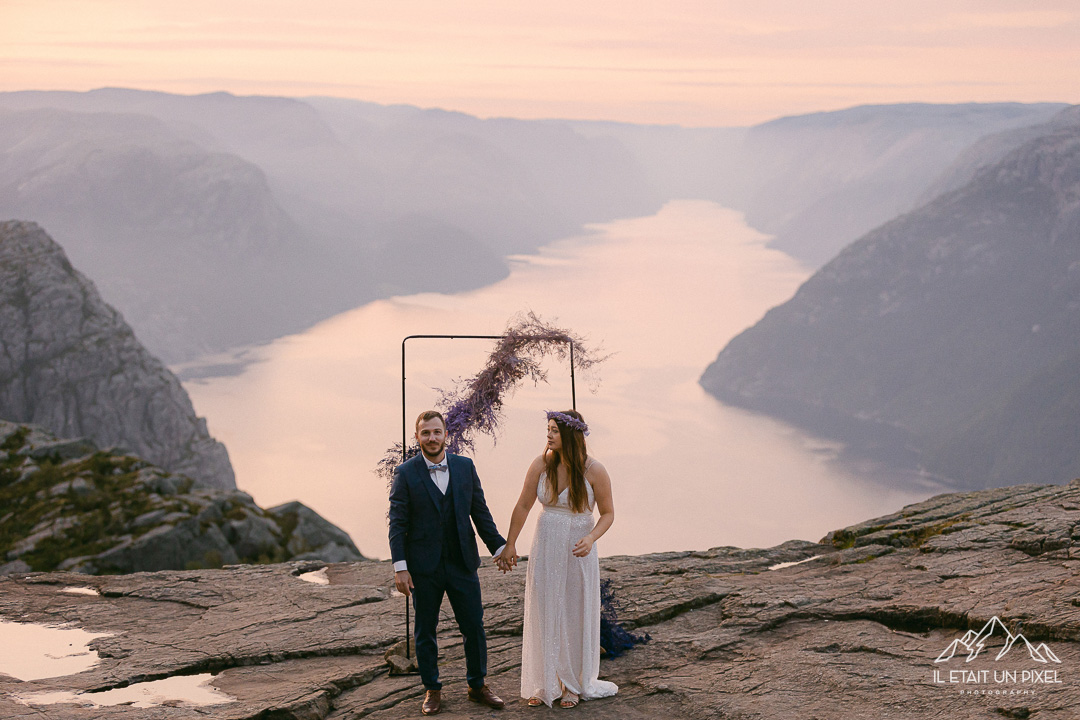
{"left": 2, "top": 1, "right": 1078, "bottom": 125}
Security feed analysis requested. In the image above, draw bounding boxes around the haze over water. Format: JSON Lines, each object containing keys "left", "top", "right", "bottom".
{"left": 183, "top": 200, "right": 937, "bottom": 560}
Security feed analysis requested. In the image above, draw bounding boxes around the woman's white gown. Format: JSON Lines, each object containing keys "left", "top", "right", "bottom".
{"left": 520, "top": 469, "right": 619, "bottom": 706}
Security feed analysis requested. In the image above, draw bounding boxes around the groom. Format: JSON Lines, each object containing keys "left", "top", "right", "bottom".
{"left": 389, "top": 410, "right": 509, "bottom": 716}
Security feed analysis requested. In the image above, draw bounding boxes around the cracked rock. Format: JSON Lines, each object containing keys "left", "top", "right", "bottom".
{"left": 1, "top": 481, "right": 1079, "bottom": 718}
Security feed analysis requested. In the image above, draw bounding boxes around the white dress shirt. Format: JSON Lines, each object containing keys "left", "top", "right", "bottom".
{"left": 393, "top": 454, "right": 504, "bottom": 573}
{"left": 426, "top": 455, "right": 450, "bottom": 494}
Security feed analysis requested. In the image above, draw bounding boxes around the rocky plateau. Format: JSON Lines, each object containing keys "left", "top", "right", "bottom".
{"left": 2, "top": 479, "right": 1079, "bottom": 719}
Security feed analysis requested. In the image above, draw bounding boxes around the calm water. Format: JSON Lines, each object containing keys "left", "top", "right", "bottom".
{"left": 182, "top": 200, "right": 937, "bottom": 560}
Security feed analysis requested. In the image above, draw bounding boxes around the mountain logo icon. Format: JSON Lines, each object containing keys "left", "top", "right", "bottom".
{"left": 935, "top": 616, "right": 1062, "bottom": 664}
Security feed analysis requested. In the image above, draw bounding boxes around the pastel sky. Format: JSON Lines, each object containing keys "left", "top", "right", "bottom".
{"left": 2, "top": 0, "right": 1078, "bottom": 125}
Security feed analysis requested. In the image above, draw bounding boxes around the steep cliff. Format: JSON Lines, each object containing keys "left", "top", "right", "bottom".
{"left": 701, "top": 107, "right": 1080, "bottom": 489}
{"left": 0, "top": 220, "right": 234, "bottom": 488}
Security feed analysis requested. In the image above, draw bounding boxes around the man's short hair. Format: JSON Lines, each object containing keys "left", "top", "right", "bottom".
{"left": 415, "top": 410, "right": 446, "bottom": 432}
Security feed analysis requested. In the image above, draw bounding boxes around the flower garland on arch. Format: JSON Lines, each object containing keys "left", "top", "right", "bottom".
{"left": 374, "top": 311, "right": 606, "bottom": 484}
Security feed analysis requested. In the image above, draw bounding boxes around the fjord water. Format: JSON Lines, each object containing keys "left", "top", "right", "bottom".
{"left": 182, "top": 201, "right": 936, "bottom": 560}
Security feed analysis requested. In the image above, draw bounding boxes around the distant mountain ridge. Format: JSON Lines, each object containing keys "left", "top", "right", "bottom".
{"left": 0, "top": 89, "right": 665, "bottom": 361}
{"left": 0, "top": 104, "right": 370, "bottom": 361}
{"left": 701, "top": 105, "right": 1080, "bottom": 490}
{"left": 0, "top": 220, "right": 234, "bottom": 489}
{"left": 0, "top": 89, "right": 1065, "bottom": 362}
{"left": 570, "top": 102, "right": 1067, "bottom": 266}
{"left": 734, "top": 102, "right": 1068, "bottom": 266}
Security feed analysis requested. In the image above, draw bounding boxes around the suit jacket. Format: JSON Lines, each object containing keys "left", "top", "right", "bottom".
{"left": 388, "top": 452, "right": 506, "bottom": 575}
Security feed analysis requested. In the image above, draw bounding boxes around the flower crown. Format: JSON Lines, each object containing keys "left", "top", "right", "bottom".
{"left": 546, "top": 410, "right": 589, "bottom": 436}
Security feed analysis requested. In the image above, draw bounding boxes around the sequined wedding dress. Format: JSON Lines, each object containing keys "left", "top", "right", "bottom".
{"left": 520, "top": 462, "right": 618, "bottom": 706}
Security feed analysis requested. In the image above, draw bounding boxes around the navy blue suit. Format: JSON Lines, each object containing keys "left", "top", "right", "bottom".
{"left": 388, "top": 452, "right": 506, "bottom": 690}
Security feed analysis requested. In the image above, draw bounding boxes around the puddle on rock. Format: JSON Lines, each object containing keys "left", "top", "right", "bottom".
{"left": 768, "top": 555, "right": 826, "bottom": 571}
{"left": 297, "top": 568, "right": 330, "bottom": 585}
{"left": 15, "top": 673, "right": 234, "bottom": 708}
{"left": 0, "top": 620, "right": 112, "bottom": 681}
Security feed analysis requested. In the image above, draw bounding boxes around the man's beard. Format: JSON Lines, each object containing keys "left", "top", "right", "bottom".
{"left": 421, "top": 440, "right": 446, "bottom": 460}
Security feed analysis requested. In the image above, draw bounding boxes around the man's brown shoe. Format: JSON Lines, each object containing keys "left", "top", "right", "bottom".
{"left": 467, "top": 684, "right": 505, "bottom": 709}
{"left": 422, "top": 689, "right": 441, "bottom": 715}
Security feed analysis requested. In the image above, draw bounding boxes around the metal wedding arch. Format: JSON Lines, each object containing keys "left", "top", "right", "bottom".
{"left": 398, "top": 334, "right": 578, "bottom": 661}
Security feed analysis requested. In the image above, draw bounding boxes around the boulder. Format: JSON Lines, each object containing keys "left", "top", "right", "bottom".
{"left": 0, "top": 421, "right": 366, "bottom": 575}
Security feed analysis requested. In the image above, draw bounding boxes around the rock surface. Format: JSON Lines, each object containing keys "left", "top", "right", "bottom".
{"left": 701, "top": 105, "right": 1080, "bottom": 489}
{"left": 0, "top": 220, "right": 234, "bottom": 488}
{"left": 0, "top": 420, "right": 364, "bottom": 575}
{"left": 2, "top": 480, "right": 1079, "bottom": 718}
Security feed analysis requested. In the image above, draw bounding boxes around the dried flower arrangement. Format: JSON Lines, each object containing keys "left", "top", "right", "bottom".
{"left": 375, "top": 311, "right": 605, "bottom": 482}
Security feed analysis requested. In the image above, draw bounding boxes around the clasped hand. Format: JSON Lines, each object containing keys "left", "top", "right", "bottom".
{"left": 494, "top": 546, "right": 518, "bottom": 573}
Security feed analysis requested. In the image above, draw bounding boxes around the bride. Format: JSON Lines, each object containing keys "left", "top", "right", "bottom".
{"left": 497, "top": 409, "right": 617, "bottom": 708}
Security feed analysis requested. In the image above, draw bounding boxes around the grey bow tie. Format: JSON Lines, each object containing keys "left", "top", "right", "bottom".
{"left": 428, "top": 463, "right": 447, "bottom": 473}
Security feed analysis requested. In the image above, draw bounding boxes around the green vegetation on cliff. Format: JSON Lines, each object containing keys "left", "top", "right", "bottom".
{"left": 0, "top": 421, "right": 364, "bottom": 574}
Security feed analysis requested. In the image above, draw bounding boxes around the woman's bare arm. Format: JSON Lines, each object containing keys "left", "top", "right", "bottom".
{"left": 573, "top": 460, "right": 614, "bottom": 557}
{"left": 497, "top": 455, "right": 544, "bottom": 569}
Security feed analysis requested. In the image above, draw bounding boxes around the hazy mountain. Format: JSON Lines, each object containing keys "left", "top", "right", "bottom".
{"left": 564, "top": 120, "right": 749, "bottom": 204}
{"left": 0, "top": 89, "right": 667, "bottom": 361}
{"left": 0, "top": 105, "right": 376, "bottom": 361}
{"left": 571, "top": 103, "right": 1066, "bottom": 267}
{"left": 0, "top": 220, "right": 234, "bottom": 489}
{"left": 918, "top": 106, "right": 1080, "bottom": 203}
{"left": 700, "top": 106, "right": 1080, "bottom": 489}
{"left": 734, "top": 103, "right": 1066, "bottom": 266}
{"left": 304, "top": 97, "right": 665, "bottom": 255}
{"left": 0, "top": 90, "right": 1065, "bottom": 365}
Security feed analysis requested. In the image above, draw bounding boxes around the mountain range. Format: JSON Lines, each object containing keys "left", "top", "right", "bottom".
{"left": 0, "top": 89, "right": 663, "bottom": 361}
{"left": 3, "top": 88, "right": 1076, "bottom": 494}
{"left": 701, "top": 105, "right": 1080, "bottom": 489}
{"left": 0, "top": 89, "right": 1063, "bottom": 362}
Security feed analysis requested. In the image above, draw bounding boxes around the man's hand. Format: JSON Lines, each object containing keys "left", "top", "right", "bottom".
{"left": 394, "top": 570, "right": 414, "bottom": 597}
{"left": 494, "top": 545, "right": 518, "bottom": 573}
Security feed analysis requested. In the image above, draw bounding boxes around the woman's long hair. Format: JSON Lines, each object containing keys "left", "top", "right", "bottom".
{"left": 544, "top": 409, "right": 590, "bottom": 513}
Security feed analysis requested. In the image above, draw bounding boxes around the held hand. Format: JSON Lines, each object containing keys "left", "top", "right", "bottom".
{"left": 572, "top": 536, "right": 594, "bottom": 557}
{"left": 494, "top": 545, "right": 518, "bottom": 573}
{"left": 394, "top": 570, "right": 414, "bottom": 598}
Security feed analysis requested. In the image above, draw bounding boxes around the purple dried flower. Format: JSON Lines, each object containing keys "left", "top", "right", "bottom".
{"left": 376, "top": 311, "right": 605, "bottom": 486}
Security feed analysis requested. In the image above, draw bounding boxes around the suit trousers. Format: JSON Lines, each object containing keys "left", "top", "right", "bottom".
{"left": 412, "top": 555, "right": 487, "bottom": 691}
